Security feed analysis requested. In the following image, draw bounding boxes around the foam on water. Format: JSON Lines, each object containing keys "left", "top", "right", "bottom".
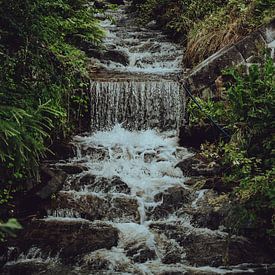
{"left": 73, "top": 124, "right": 190, "bottom": 202}
{"left": 5, "top": 247, "right": 60, "bottom": 265}
{"left": 94, "top": 4, "right": 183, "bottom": 75}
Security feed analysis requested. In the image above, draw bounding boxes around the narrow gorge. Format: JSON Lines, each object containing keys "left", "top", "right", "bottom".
{"left": 1, "top": 1, "right": 274, "bottom": 274}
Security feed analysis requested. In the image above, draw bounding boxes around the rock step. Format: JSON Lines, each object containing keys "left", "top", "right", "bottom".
{"left": 89, "top": 71, "right": 180, "bottom": 81}
{"left": 3, "top": 260, "right": 275, "bottom": 275}
{"left": 12, "top": 219, "right": 119, "bottom": 264}
{"left": 127, "top": 42, "right": 182, "bottom": 53}
{"left": 49, "top": 191, "right": 140, "bottom": 223}
{"left": 64, "top": 174, "right": 131, "bottom": 194}
{"left": 148, "top": 185, "right": 193, "bottom": 220}
{"left": 150, "top": 221, "right": 273, "bottom": 267}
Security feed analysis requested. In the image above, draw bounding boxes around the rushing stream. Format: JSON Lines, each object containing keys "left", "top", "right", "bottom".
{"left": 2, "top": 1, "right": 274, "bottom": 274}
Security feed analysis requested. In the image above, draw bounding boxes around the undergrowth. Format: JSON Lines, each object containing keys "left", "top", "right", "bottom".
{"left": 188, "top": 54, "right": 275, "bottom": 237}
{"left": 0, "top": 0, "right": 106, "bottom": 235}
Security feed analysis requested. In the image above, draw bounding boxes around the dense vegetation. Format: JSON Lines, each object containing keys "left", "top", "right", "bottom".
{"left": 131, "top": 0, "right": 275, "bottom": 66}
{"left": 188, "top": 54, "right": 275, "bottom": 237}
{"left": 0, "top": 0, "right": 105, "bottom": 231}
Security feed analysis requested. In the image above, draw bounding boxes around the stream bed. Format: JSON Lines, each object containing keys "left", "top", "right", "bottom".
{"left": 1, "top": 1, "right": 274, "bottom": 274}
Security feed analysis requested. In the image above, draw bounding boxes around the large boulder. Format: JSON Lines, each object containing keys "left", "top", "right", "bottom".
{"left": 70, "top": 175, "right": 131, "bottom": 194}
{"left": 52, "top": 191, "right": 140, "bottom": 222}
{"left": 57, "top": 164, "right": 88, "bottom": 175}
{"left": 47, "top": 141, "right": 75, "bottom": 161}
{"left": 103, "top": 50, "right": 129, "bottom": 66}
{"left": 18, "top": 220, "right": 119, "bottom": 263}
{"left": 176, "top": 156, "right": 221, "bottom": 177}
{"left": 150, "top": 222, "right": 273, "bottom": 267}
{"left": 37, "top": 166, "right": 67, "bottom": 199}
{"left": 150, "top": 186, "right": 192, "bottom": 219}
{"left": 179, "top": 124, "right": 223, "bottom": 149}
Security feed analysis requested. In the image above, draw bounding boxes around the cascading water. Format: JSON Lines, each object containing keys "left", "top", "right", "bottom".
{"left": 90, "top": 81, "right": 185, "bottom": 131}
{"left": 2, "top": 2, "right": 274, "bottom": 275}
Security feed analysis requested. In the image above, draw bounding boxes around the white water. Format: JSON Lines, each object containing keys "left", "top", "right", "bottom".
{"left": 90, "top": 80, "right": 185, "bottom": 131}
{"left": 73, "top": 125, "right": 190, "bottom": 205}
{"left": 94, "top": 3, "right": 183, "bottom": 75}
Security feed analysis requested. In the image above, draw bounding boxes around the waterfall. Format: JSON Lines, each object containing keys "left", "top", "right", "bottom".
{"left": 90, "top": 80, "right": 185, "bottom": 131}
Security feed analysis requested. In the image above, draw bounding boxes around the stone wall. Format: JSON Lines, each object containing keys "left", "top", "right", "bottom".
{"left": 185, "top": 19, "right": 275, "bottom": 97}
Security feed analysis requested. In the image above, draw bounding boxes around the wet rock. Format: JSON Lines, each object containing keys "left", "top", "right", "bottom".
{"left": 126, "top": 243, "right": 156, "bottom": 263}
{"left": 233, "top": 264, "right": 275, "bottom": 275}
{"left": 18, "top": 220, "right": 118, "bottom": 263}
{"left": 155, "top": 186, "right": 191, "bottom": 207}
{"left": 185, "top": 176, "right": 234, "bottom": 193}
{"left": 1, "top": 261, "right": 86, "bottom": 275}
{"left": 108, "top": 195, "right": 140, "bottom": 222}
{"left": 82, "top": 248, "right": 140, "bottom": 273}
{"left": 259, "top": 19, "right": 275, "bottom": 43}
{"left": 161, "top": 249, "right": 182, "bottom": 264}
{"left": 179, "top": 125, "right": 223, "bottom": 149}
{"left": 68, "top": 174, "right": 96, "bottom": 191}
{"left": 180, "top": 189, "right": 230, "bottom": 230}
{"left": 57, "top": 164, "right": 88, "bottom": 175}
{"left": 9, "top": 166, "right": 66, "bottom": 219}
{"left": 154, "top": 234, "right": 184, "bottom": 264}
{"left": 187, "top": 45, "right": 244, "bottom": 92}
{"left": 2, "top": 261, "right": 51, "bottom": 275}
{"left": 199, "top": 177, "right": 235, "bottom": 193}
{"left": 54, "top": 192, "right": 109, "bottom": 221}
{"left": 103, "top": 50, "right": 129, "bottom": 66}
{"left": 53, "top": 192, "right": 139, "bottom": 222}
{"left": 70, "top": 175, "right": 130, "bottom": 194}
{"left": 110, "top": 177, "right": 131, "bottom": 194}
{"left": 79, "top": 147, "right": 108, "bottom": 160}
{"left": 235, "top": 31, "right": 266, "bottom": 61}
{"left": 151, "top": 186, "right": 191, "bottom": 219}
{"left": 79, "top": 174, "right": 97, "bottom": 185}
{"left": 176, "top": 157, "right": 221, "bottom": 177}
{"left": 146, "top": 20, "right": 159, "bottom": 30}
{"left": 47, "top": 141, "right": 75, "bottom": 161}
{"left": 150, "top": 222, "right": 272, "bottom": 267}
{"left": 184, "top": 176, "right": 204, "bottom": 186}
{"left": 37, "top": 166, "right": 67, "bottom": 199}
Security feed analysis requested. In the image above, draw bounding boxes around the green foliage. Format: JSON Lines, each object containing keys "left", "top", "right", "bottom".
{"left": 0, "top": 189, "right": 12, "bottom": 206}
{"left": 0, "top": 0, "right": 104, "bottom": 186}
{"left": 188, "top": 97, "right": 226, "bottom": 126}
{"left": 0, "top": 219, "right": 22, "bottom": 241}
{"left": 189, "top": 56, "right": 275, "bottom": 236}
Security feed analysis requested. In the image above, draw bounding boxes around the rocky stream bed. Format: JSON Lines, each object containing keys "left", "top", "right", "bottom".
{"left": 0, "top": 1, "right": 274, "bottom": 274}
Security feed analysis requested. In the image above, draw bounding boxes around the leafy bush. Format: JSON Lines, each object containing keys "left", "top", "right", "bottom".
{"left": 0, "top": 219, "right": 22, "bottom": 242}
{"left": 188, "top": 55, "right": 275, "bottom": 236}
{"left": 0, "top": 1, "right": 104, "bottom": 188}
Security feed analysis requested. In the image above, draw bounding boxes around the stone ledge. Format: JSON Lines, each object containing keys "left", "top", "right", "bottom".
{"left": 185, "top": 19, "right": 275, "bottom": 95}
